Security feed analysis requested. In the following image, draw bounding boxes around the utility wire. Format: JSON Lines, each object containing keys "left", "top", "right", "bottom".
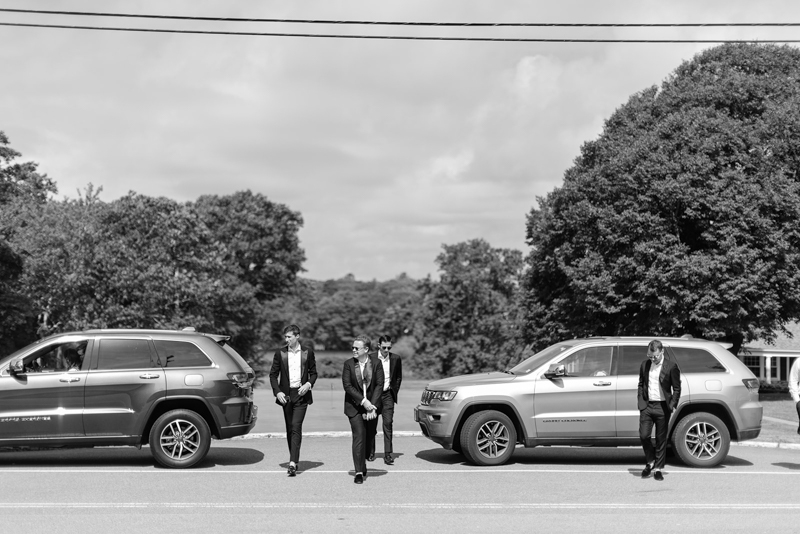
{"left": 0, "top": 7, "right": 798, "bottom": 28}
{"left": 1, "top": 22, "right": 799, "bottom": 42}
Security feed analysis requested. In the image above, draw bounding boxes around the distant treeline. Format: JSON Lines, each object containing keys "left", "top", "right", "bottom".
{"left": 0, "top": 132, "right": 529, "bottom": 380}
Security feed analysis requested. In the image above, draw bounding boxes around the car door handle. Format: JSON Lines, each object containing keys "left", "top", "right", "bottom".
{"left": 59, "top": 377, "right": 81, "bottom": 383}
{"left": 139, "top": 374, "right": 160, "bottom": 380}
{"left": 593, "top": 381, "right": 612, "bottom": 386}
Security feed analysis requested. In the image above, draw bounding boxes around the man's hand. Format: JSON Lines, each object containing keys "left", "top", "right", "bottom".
{"left": 363, "top": 411, "right": 377, "bottom": 421}
{"left": 298, "top": 382, "right": 312, "bottom": 396}
{"left": 276, "top": 392, "right": 288, "bottom": 405}
{"left": 361, "top": 400, "right": 375, "bottom": 412}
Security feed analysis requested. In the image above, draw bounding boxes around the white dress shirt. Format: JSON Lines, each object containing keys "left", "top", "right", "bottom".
{"left": 287, "top": 344, "right": 302, "bottom": 388}
{"left": 648, "top": 358, "right": 663, "bottom": 402}
{"left": 378, "top": 352, "right": 391, "bottom": 392}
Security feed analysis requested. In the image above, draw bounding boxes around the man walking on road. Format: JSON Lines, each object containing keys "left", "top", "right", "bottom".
{"left": 367, "top": 335, "right": 403, "bottom": 465}
{"left": 343, "top": 335, "right": 384, "bottom": 484}
{"left": 637, "top": 339, "right": 681, "bottom": 481}
{"left": 269, "top": 324, "right": 317, "bottom": 477}
{"left": 789, "top": 357, "right": 800, "bottom": 434}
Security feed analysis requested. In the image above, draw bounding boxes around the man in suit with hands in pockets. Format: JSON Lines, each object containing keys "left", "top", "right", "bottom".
{"left": 270, "top": 324, "right": 317, "bottom": 477}
{"left": 638, "top": 339, "right": 681, "bottom": 482}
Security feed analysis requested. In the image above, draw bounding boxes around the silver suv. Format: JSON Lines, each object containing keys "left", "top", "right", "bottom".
{"left": 415, "top": 337, "right": 762, "bottom": 468}
{"left": 0, "top": 329, "right": 257, "bottom": 468}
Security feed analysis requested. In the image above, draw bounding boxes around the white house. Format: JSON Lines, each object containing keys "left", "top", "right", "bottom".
{"left": 738, "top": 323, "right": 800, "bottom": 383}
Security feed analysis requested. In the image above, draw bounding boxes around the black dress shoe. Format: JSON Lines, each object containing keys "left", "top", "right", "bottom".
{"left": 641, "top": 465, "right": 652, "bottom": 478}
{"left": 287, "top": 464, "right": 297, "bottom": 477}
{"left": 367, "top": 454, "right": 375, "bottom": 462}
{"left": 384, "top": 455, "right": 394, "bottom": 465}
{"left": 354, "top": 473, "right": 364, "bottom": 484}
{"left": 654, "top": 471, "right": 664, "bottom": 481}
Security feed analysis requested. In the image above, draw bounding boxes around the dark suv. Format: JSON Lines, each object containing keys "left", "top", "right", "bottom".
{"left": 0, "top": 329, "right": 257, "bottom": 468}
{"left": 416, "top": 336, "right": 762, "bottom": 468}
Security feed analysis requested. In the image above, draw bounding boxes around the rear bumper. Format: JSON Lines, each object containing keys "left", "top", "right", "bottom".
{"left": 737, "top": 427, "right": 761, "bottom": 441}
{"left": 218, "top": 404, "right": 257, "bottom": 440}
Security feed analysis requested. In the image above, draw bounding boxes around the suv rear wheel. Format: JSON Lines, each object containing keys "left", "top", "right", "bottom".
{"left": 671, "top": 412, "right": 730, "bottom": 468}
{"left": 149, "top": 409, "right": 211, "bottom": 469}
{"left": 460, "top": 410, "right": 517, "bottom": 466}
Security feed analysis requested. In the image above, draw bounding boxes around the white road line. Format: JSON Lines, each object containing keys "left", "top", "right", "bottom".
{"left": 0, "top": 468, "right": 798, "bottom": 475}
{"left": 0, "top": 502, "right": 797, "bottom": 510}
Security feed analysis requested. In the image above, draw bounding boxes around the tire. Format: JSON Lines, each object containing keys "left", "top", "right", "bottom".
{"left": 671, "top": 412, "right": 730, "bottom": 468}
{"left": 459, "top": 410, "right": 517, "bottom": 466}
{"left": 149, "top": 409, "right": 211, "bottom": 469}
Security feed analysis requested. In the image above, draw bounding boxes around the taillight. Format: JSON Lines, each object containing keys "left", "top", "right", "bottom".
{"left": 228, "top": 372, "right": 254, "bottom": 388}
{"left": 742, "top": 378, "right": 760, "bottom": 391}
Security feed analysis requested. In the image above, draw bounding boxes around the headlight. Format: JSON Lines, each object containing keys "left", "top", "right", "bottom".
{"left": 431, "top": 391, "right": 457, "bottom": 401}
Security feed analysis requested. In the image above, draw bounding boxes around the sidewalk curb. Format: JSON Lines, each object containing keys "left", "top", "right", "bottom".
{"left": 232, "top": 431, "right": 424, "bottom": 440}
{"left": 732, "top": 440, "right": 800, "bottom": 450}
{"left": 233, "top": 433, "right": 800, "bottom": 450}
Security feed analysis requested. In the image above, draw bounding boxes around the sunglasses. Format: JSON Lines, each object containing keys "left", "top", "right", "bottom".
{"left": 351, "top": 347, "right": 363, "bottom": 352}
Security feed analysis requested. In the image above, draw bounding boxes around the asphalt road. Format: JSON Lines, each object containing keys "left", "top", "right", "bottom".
{"left": 1, "top": 436, "right": 799, "bottom": 534}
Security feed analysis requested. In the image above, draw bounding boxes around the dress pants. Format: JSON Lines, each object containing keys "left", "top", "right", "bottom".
{"left": 283, "top": 388, "right": 308, "bottom": 464}
{"left": 368, "top": 390, "right": 395, "bottom": 456}
{"left": 348, "top": 413, "right": 369, "bottom": 474}
{"left": 639, "top": 401, "right": 669, "bottom": 469}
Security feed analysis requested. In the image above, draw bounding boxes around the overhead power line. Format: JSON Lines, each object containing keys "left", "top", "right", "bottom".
{"left": 0, "top": 7, "right": 798, "bottom": 28}
{"left": 1, "top": 21, "right": 800, "bottom": 43}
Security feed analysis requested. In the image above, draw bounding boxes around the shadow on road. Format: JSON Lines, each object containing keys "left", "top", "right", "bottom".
{"left": 772, "top": 462, "right": 800, "bottom": 470}
{"left": 415, "top": 448, "right": 467, "bottom": 465}
{"left": 0, "top": 444, "right": 267, "bottom": 469}
{"left": 197, "top": 446, "right": 265, "bottom": 467}
{"left": 347, "top": 469, "right": 389, "bottom": 478}
{"left": 278, "top": 460, "right": 325, "bottom": 473}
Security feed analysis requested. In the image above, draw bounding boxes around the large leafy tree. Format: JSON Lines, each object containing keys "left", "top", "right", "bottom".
{"left": 411, "top": 239, "right": 526, "bottom": 378}
{"left": 524, "top": 43, "right": 800, "bottom": 354}
{"left": 0, "top": 131, "right": 56, "bottom": 353}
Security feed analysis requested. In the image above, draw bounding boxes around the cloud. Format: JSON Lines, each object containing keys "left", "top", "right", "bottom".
{"left": 2, "top": 0, "right": 799, "bottom": 280}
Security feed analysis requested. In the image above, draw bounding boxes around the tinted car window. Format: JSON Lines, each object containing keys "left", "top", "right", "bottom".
{"left": 669, "top": 347, "right": 726, "bottom": 373}
{"left": 96, "top": 339, "right": 154, "bottom": 370}
{"left": 557, "top": 346, "right": 613, "bottom": 377}
{"left": 617, "top": 345, "right": 648, "bottom": 376}
{"left": 154, "top": 340, "right": 212, "bottom": 367}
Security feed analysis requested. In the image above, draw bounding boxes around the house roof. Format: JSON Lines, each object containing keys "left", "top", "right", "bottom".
{"left": 745, "top": 322, "right": 800, "bottom": 351}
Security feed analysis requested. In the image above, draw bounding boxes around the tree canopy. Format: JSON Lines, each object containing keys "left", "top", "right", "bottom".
{"left": 410, "top": 239, "right": 527, "bottom": 378}
{"left": 524, "top": 43, "right": 800, "bottom": 353}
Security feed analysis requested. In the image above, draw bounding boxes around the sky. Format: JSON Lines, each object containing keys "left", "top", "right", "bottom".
{"left": 2, "top": 0, "right": 799, "bottom": 281}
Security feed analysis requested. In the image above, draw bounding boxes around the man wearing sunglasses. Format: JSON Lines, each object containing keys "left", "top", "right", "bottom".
{"left": 367, "top": 335, "right": 403, "bottom": 465}
{"left": 637, "top": 339, "right": 681, "bottom": 481}
{"left": 342, "top": 335, "right": 384, "bottom": 484}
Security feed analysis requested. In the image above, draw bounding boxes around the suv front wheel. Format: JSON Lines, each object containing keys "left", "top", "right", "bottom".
{"left": 149, "top": 409, "right": 212, "bottom": 468}
{"left": 460, "top": 410, "right": 517, "bottom": 466}
{"left": 671, "top": 412, "right": 730, "bottom": 468}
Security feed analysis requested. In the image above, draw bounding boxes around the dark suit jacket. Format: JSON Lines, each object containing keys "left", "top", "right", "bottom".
{"left": 342, "top": 354, "right": 384, "bottom": 417}
{"left": 269, "top": 344, "right": 318, "bottom": 404}
{"left": 637, "top": 355, "right": 681, "bottom": 414}
{"left": 379, "top": 352, "right": 403, "bottom": 404}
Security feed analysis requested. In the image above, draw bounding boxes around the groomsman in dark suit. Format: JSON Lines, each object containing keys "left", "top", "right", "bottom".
{"left": 342, "top": 335, "right": 384, "bottom": 484}
{"left": 367, "top": 335, "right": 403, "bottom": 465}
{"left": 637, "top": 339, "right": 681, "bottom": 481}
{"left": 269, "top": 324, "right": 317, "bottom": 477}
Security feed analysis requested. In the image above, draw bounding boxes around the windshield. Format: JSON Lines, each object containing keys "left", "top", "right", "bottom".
{"left": 508, "top": 342, "right": 574, "bottom": 375}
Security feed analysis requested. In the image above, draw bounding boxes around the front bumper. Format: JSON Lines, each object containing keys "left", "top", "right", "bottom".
{"left": 415, "top": 405, "right": 455, "bottom": 449}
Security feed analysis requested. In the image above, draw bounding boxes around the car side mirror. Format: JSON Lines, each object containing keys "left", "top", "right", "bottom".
{"left": 544, "top": 364, "right": 565, "bottom": 379}
{"left": 9, "top": 359, "right": 24, "bottom": 375}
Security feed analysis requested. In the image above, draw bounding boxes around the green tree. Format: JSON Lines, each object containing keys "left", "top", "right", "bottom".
{"left": 193, "top": 191, "right": 305, "bottom": 300}
{"left": 410, "top": 239, "right": 526, "bottom": 379}
{"left": 524, "top": 43, "right": 800, "bottom": 354}
{"left": 0, "top": 131, "right": 56, "bottom": 353}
